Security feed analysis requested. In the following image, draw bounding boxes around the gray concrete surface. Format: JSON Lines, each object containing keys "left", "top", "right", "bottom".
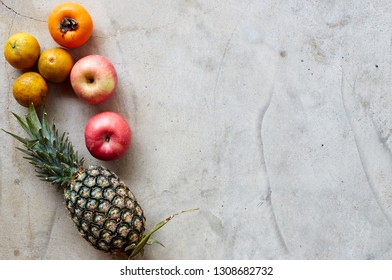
{"left": 1, "top": 0, "right": 392, "bottom": 259}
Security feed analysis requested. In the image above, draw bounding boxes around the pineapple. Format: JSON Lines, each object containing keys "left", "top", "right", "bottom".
{"left": 64, "top": 165, "right": 146, "bottom": 253}
{"left": 3, "top": 105, "right": 196, "bottom": 259}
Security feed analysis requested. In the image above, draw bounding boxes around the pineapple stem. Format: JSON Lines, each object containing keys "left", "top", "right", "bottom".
{"left": 2, "top": 104, "right": 84, "bottom": 187}
{"left": 126, "top": 208, "right": 199, "bottom": 260}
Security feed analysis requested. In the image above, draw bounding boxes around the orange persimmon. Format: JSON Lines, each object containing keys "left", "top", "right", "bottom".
{"left": 48, "top": 2, "right": 93, "bottom": 48}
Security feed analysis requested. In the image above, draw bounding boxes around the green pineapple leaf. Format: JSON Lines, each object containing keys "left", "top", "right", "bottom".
{"left": 3, "top": 104, "right": 84, "bottom": 187}
{"left": 147, "top": 238, "right": 165, "bottom": 247}
{"left": 126, "top": 208, "right": 199, "bottom": 260}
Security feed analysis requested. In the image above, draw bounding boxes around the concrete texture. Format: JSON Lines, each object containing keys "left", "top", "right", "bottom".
{"left": 1, "top": 0, "right": 392, "bottom": 260}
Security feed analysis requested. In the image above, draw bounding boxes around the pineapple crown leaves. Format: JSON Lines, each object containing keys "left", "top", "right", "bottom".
{"left": 126, "top": 208, "right": 199, "bottom": 260}
{"left": 2, "top": 104, "right": 84, "bottom": 187}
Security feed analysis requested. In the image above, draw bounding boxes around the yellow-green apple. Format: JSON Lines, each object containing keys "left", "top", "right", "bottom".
{"left": 70, "top": 55, "right": 118, "bottom": 104}
{"left": 85, "top": 112, "right": 131, "bottom": 161}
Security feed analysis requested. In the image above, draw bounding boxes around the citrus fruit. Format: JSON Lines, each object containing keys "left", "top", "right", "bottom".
{"left": 48, "top": 2, "right": 93, "bottom": 48}
{"left": 4, "top": 33, "right": 40, "bottom": 70}
{"left": 38, "top": 47, "right": 74, "bottom": 83}
{"left": 13, "top": 72, "right": 48, "bottom": 107}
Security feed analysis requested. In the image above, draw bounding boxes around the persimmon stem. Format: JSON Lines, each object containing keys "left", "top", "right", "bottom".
{"left": 59, "top": 17, "right": 78, "bottom": 34}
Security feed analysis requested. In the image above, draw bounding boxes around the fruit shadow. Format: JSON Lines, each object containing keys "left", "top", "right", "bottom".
{"left": 67, "top": 34, "right": 102, "bottom": 61}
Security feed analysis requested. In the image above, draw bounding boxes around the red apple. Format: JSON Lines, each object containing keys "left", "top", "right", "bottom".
{"left": 70, "top": 55, "right": 118, "bottom": 104}
{"left": 84, "top": 112, "right": 131, "bottom": 161}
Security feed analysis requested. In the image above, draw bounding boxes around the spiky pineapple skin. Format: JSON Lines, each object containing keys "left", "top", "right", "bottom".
{"left": 64, "top": 165, "right": 146, "bottom": 253}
